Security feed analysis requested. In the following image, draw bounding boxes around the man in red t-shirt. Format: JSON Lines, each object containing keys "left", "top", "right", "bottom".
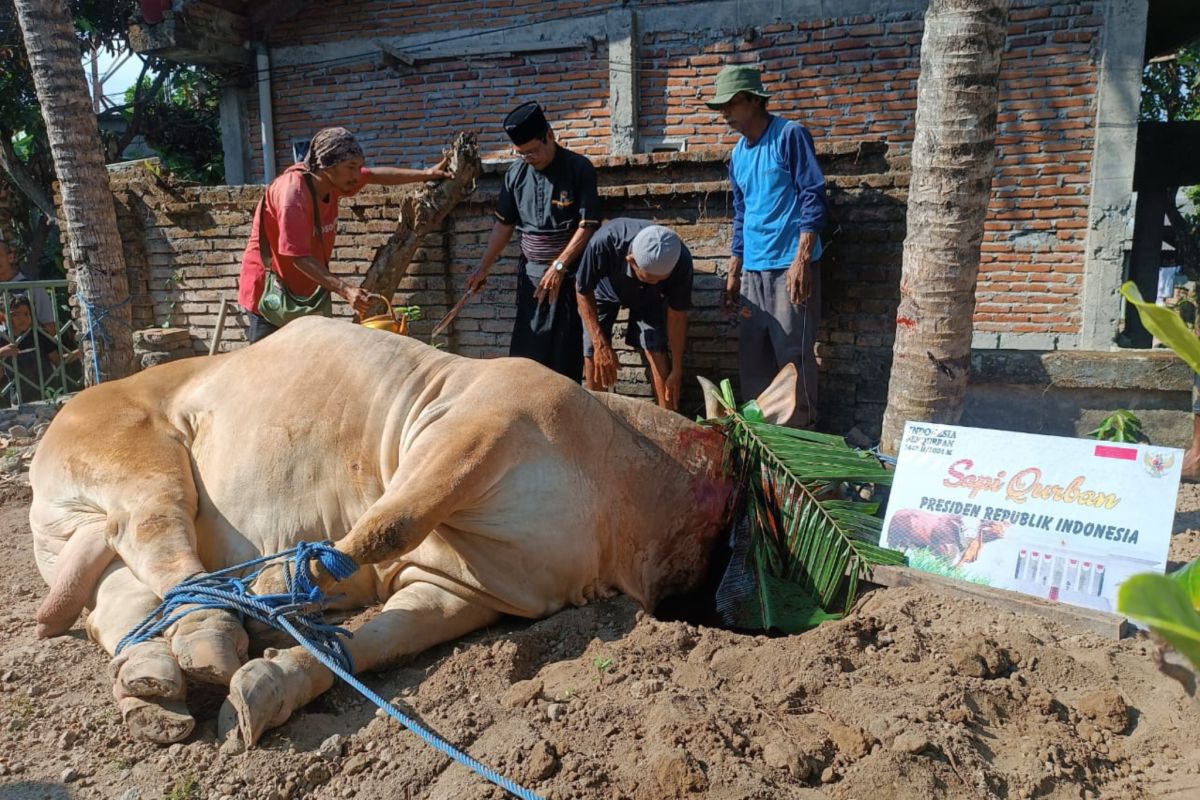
{"left": 238, "top": 127, "right": 451, "bottom": 342}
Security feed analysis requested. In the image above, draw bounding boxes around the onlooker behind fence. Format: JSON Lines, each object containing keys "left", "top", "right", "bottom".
{"left": 0, "top": 296, "right": 74, "bottom": 404}
{"left": 0, "top": 239, "right": 58, "bottom": 334}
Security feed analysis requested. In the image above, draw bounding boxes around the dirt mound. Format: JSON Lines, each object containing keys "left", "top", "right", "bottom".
{"left": 1, "top": 492, "right": 1199, "bottom": 799}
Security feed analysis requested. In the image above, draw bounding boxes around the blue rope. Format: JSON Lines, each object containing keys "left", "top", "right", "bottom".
{"left": 117, "top": 541, "right": 545, "bottom": 800}
{"left": 116, "top": 541, "right": 360, "bottom": 671}
{"left": 859, "top": 443, "right": 897, "bottom": 470}
{"left": 864, "top": 445, "right": 898, "bottom": 466}
{"left": 74, "top": 289, "right": 131, "bottom": 384}
{"left": 275, "top": 612, "right": 545, "bottom": 800}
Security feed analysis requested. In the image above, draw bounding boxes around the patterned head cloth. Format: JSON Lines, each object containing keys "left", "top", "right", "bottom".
{"left": 302, "top": 127, "right": 364, "bottom": 171}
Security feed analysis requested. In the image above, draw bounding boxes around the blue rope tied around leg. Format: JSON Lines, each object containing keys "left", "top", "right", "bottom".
{"left": 116, "top": 541, "right": 546, "bottom": 800}
{"left": 116, "top": 541, "right": 360, "bottom": 670}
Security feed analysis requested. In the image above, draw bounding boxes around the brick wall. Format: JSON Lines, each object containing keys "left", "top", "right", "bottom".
{"left": 253, "top": 49, "right": 612, "bottom": 182}
{"left": 102, "top": 142, "right": 907, "bottom": 435}
{"left": 243, "top": 0, "right": 1101, "bottom": 345}
{"left": 268, "top": 0, "right": 689, "bottom": 43}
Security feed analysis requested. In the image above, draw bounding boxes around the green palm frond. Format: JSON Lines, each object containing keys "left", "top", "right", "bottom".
{"left": 713, "top": 380, "right": 904, "bottom": 632}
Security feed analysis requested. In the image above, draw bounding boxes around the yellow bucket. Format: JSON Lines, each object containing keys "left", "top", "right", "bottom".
{"left": 359, "top": 294, "right": 409, "bottom": 335}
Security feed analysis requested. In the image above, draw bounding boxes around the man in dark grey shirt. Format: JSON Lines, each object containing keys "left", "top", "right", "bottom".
{"left": 576, "top": 219, "right": 693, "bottom": 410}
{"left": 467, "top": 102, "right": 600, "bottom": 381}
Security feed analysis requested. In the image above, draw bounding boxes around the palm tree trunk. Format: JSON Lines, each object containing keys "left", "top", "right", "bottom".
{"left": 13, "top": 0, "right": 134, "bottom": 383}
{"left": 879, "top": 0, "right": 1010, "bottom": 454}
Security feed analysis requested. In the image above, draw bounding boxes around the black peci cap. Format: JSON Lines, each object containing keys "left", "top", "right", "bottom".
{"left": 503, "top": 101, "right": 550, "bottom": 145}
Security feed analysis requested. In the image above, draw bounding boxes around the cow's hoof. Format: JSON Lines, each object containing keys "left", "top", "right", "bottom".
{"left": 223, "top": 654, "right": 305, "bottom": 747}
{"left": 169, "top": 608, "right": 249, "bottom": 685}
{"left": 244, "top": 618, "right": 298, "bottom": 651}
{"left": 119, "top": 696, "right": 195, "bottom": 744}
{"left": 111, "top": 641, "right": 185, "bottom": 700}
{"left": 248, "top": 562, "right": 289, "bottom": 597}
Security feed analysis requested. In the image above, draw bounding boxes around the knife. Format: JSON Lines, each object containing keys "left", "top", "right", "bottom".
{"left": 430, "top": 289, "right": 476, "bottom": 339}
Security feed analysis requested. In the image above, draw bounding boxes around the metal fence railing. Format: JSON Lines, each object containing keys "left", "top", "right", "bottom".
{"left": 0, "top": 279, "right": 84, "bottom": 408}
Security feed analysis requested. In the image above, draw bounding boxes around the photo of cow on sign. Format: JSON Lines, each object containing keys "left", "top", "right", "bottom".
{"left": 884, "top": 509, "right": 1010, "bottom": 583}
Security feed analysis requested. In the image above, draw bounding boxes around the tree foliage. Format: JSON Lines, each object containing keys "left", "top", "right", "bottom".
{"left": 1139, "top": 46, "right": 1200, "bottom": 286}
{"left": 121, "top": 67, "right": 223, "bottom": 185}
{"left": 0, "top": 0, "right": 222, "bottom": 276}
{"left": 1141, "top": 47, "right": 1200, "bottom": 123}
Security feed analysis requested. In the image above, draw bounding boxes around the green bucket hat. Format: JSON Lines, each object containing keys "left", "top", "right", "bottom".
{"left": 705, "top": 65, "right": 770, "bottom": 109}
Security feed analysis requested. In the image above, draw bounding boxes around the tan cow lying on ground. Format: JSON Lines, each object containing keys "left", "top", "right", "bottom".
{"left": 29, "top": 317, "right": 797, "bottom": 746}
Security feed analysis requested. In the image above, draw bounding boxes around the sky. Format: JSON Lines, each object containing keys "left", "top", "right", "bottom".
{"left": 85, "top": 46, "right": 146, "bottom": 109}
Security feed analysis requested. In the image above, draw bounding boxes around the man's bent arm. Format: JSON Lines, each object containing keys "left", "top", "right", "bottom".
{"left": 290, "top": 255, "right": 359, "bottom": 299}
{"left": 577, "top": 290, "right": 609, "bottom": 350}
{"left": 552, "top": 226, "right": 597, "bottom": 274}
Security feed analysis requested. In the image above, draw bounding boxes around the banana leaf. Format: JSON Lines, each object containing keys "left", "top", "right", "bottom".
{"left": 712, "top": 386, "right": 904, "bottom": 632}
{"left": 1118, "top": 569, "right": 1200, "bottom": 669}
{"left": 1120, "top": 281, "right": 1200, "bottom": 374}
{"left": 1173, "top": 556, "right": 1200, "bottom": 608}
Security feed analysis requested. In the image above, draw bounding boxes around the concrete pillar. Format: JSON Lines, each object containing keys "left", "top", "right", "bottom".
{"left": 1079, "top": 0, "right": 1149, "bottom": 350}
{"left": 607, "top": 9, "right": 639, "bottom": 156}
{"left": 219, "top": 84, "right": 250, "bottom": 186}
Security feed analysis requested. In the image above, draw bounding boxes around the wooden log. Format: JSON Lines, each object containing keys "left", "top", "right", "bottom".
{"left": 360, "top": 132, "right": 482, "bottom": 304}
{"left": 867, "top": 564, "right": 1132, "bottom": 640}
{"left": 208, "top": 295, "right": 230, "bottom": 356}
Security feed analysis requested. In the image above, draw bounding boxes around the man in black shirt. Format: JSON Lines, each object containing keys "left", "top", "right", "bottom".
{"left": 575, "top": 219, "right": 693, "bottom": 410}
{"left": 467, "top": 102, "right": 600, "bottom": 381}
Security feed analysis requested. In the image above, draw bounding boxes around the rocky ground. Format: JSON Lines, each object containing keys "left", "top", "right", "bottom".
{"left": 0, "top": 403, "right": 58, "bottom": 485}
{"left": 0, "top": 409, "right": 1198, "bottom": 800}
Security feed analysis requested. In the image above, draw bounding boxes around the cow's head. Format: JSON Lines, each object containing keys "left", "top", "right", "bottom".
{"left": 978, "top": 519, "right": 1010, "bottom": 543}
{"left": 610, "top": 366, "right": 802, "bottom": 614}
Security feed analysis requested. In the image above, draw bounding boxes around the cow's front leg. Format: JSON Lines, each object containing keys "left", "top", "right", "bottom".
{"left": 223, "top": 581, "right": 499, "bottom": 746}
{"left": 249, "top": 431, "right": 502, "bottom": 598}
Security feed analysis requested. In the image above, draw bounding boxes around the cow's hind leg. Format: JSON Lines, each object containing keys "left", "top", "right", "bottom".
{"left": 107, "top": 456, "right": 248, "bottom": 687}
{"left": 223, "top": 581, "right": 499, "bottom": 746}
{"left": 88, "top": 564, "right": 195, "bottom": 744}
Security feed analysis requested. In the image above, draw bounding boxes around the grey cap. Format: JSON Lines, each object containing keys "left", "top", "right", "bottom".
{"left": 630, "top": 225, "right": 682, "bottom": 277}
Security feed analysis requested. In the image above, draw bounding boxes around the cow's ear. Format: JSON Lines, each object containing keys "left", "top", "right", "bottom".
{"left": 697, "top": 375, "right": 724, "bottom": 420}
{"left": 755, "top": 363, "right": 798, "bottom": 426}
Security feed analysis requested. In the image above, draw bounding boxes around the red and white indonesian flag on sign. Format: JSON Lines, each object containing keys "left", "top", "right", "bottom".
{"left": 880, "top": 422, "right": 1181, "bottom": 614}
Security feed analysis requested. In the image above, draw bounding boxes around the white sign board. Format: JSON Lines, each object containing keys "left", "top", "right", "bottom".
{"left": 880, "top": 423, "right": 1181, "bottom": 614}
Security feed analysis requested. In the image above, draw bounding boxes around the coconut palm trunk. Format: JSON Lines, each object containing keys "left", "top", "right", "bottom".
{"left": 879, "top": 0, "right": 1010, "bottom": 454}
{"left": 13, "top": 0, "right": 134, "bottom": 383}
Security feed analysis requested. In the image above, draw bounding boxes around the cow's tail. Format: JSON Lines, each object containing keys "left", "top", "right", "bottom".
{"left": 33, "top": 511, "right": 116, "bottom": 639}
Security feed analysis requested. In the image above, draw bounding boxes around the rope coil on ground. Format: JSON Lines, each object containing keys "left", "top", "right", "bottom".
{"left": 118, "top": 541, "right": 545, "bottom": 800}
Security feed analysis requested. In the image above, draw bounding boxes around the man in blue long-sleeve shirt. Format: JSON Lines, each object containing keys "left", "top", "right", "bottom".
{"left": 707, "top": 65, "right": 829, "bottom": 428}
